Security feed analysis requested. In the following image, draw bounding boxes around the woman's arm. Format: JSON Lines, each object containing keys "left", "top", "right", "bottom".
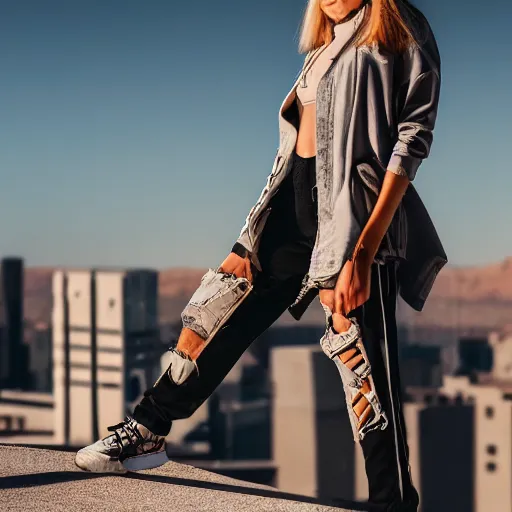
{"left": 328, "top": 171, "right": 409, "bottom": 329}
{"left": 354, "top": 33, "right": 441, "bottom": 259}
{"left": 352, "top": 171, "right": 410, "bottom": 262}
{"left": 334, "top": 27, "right": 442, "bottom": 320}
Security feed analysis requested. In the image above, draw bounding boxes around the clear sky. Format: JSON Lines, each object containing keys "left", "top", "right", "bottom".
{"left": 1, "top": 0, "right": 511, "bottom": 269}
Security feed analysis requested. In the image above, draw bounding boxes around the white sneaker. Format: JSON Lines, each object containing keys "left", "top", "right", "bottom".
{"left": 75, "top": 416, "right": 169, "bottom": 473}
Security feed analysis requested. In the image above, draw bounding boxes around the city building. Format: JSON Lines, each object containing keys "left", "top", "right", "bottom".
{"left": 399, "top": 344, "right": 443, "bottom": 388}
{"left": 0, "top": 389, "right": 53, "bottom": 444}
{"left": 52, "top": 268, "right": 163, "bottom": 446}
{"left": 27, "top": 322, "right": 52, "bottom": 392}
{"left": 271, "top": 345, "right": 499, "bottom": 511}
{"left": 404, "top": 387, "right": 474, "bottom": 512}
{"left": 456, "top": 336, "right": 493, "bottom": 378}
{"left": 439, "top": 374, "right": 512, "bottom": 512}
{"left": 272, "top": 345, "right": 367, "bottom": 501}
{"left": 0, "top": 257, "right": 29, "bottom": 390}
{"left": 403, "top": 326, "right": 512, "bottom": 512}
{"left": 488, "top": 329, "right": 512, "bottom": 382}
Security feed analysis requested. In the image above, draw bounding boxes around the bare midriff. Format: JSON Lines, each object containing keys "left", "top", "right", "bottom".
{"left": 295, "top": 99, "right": 317, "bottom": 158}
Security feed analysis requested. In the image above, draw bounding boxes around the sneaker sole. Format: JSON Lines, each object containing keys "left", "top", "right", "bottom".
{"left": 75, "top": 450, "right": 127, "bottom": 474}
{"left": 121, "top": 449, "right": 170, "bottom": 471}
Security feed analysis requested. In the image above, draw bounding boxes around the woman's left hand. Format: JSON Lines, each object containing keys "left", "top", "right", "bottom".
{"left": 332, "top": 247, "right": 373, "bottom": 332}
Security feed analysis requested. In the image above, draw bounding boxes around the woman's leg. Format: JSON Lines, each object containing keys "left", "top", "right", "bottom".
{"left": 133, "top": 172, "right": 317, "bottom": 436}
{"left": 75, "top": 152, "right": 318, "bottom": 474}
{"left": 357, "top": 262, "right": 418, "bottom": 509}
{"left": 132, "top": 267, "right": 306, "bottom": 435}
{"left": 75, "top": 266, "right": 307, "bottom": 473}
{"left": 319, "top": 261, "right": 418, "bottom": 510}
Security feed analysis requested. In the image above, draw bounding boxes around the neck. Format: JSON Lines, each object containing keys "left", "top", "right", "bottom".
{"left": 333, "top": 0, "right": 367, "bottom": 26}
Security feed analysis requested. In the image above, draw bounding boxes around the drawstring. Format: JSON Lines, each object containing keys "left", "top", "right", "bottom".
{"left": 377, "top": 264, "right": 403, "bottom": 500}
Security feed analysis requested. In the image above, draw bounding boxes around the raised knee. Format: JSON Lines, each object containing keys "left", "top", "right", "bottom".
{"left": 177, "top": 327, "right": 207, "bottom": 360}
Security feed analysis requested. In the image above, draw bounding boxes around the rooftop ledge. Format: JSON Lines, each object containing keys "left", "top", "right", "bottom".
{"left": 0, "top": 445, "right": 363, "bottom": 512}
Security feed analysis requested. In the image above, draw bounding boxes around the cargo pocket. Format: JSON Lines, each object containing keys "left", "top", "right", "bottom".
{"left": 181, "top": 267, "right": 253, "bottom": 344}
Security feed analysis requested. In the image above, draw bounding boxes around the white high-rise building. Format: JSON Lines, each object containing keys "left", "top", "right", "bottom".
{"left": 441, "top": 375, "right": 512, "bottom": 512}
{"left": 272, "top": 346, "right": 367, "bottom": 501}
{"left": 52, "top": 268, "right": 163, "bottom": 446}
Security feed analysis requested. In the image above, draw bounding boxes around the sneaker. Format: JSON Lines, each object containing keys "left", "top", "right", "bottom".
{"left": 75, "top": 416, "right": 169, "bottom": 473}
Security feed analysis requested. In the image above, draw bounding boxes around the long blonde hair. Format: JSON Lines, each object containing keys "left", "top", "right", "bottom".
{"left": 298, "top": 0, "right": 421, "bottom": 55}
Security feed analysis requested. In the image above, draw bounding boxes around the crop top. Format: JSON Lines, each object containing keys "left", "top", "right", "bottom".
{"left": 296, "top": 9, "right": 365, "bottom": 107}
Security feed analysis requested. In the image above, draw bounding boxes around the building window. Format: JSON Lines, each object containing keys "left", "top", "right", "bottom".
{"left": 438, "top": 395, "right": 448, "bottom": 405}
{"left": 486, "top": 462, "right": 497, "bottom": 472}
{"left": 16, "top": 417, "right": 25, "bottom": 432}
{"left": 487, "top": 444, "right": 497, "bottom": 456}
{"left": 485, "top": 406, "right": 494, "bottom": 418}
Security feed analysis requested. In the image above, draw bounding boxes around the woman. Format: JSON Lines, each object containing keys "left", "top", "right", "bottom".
{"left": 76, "top": 1, "right": 446, "bottom": 510}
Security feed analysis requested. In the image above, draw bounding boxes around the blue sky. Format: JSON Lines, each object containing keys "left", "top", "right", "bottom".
{"left": 1, "top": 0, "right": 511, "bottom": 269}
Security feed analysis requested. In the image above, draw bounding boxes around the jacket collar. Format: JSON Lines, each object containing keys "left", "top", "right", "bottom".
{"left": 279, "top": 4, "right": 369, "bottom": 119}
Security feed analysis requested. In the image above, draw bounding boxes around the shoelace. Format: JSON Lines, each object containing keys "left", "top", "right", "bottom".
{"left": 107, "top": 417, "right": 145, "bottom": 451}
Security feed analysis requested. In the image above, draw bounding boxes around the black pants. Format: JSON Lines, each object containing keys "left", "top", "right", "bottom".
{"left": 257, "top": 150, "right": 319, "bottom": 279}
{"left": 133, "top": 152, "right": 417, "bottom": 509}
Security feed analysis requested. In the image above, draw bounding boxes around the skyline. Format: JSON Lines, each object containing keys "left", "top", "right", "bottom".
{"left": 1, "top": 0, "right": 511, "bottom": 269}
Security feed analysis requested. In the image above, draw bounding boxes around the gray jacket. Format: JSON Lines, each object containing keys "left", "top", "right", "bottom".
{"left": 234, "top": 3, "right": 447, "bottom": 320}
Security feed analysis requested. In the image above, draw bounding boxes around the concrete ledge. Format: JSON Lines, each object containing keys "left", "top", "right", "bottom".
{"left": 0, "top": 446, "right": 363, "bottom": 511}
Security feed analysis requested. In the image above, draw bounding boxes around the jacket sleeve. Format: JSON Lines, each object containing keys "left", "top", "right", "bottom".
{"left": 232, "top": 210, "right": 254, "bottom": 256}
{"left": 231, "top": 191, "right": 263, "bottom": 257}
{"left": 232, "top": 232, "right": 252, "bottom": 256}
{"left": 387, "top": 31, "right": 441, "bottom": 182}
{"left": 231, "top": 148, "right": 284, "bottom": 256}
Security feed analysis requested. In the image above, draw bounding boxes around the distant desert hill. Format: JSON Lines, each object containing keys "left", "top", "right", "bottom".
{"left": 401, "top": 257, "right": 512, "bottom": 332}
{"left": 23, "top": 258, "right": 512, "bottom": 333}
{"left": 427, "top": 257, "right": 512, "bottom": 301}
{"left": 158, "top": 267, "right": 208, "bottom": 297}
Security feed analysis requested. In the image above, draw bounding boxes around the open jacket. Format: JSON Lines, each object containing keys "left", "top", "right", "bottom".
{"left": 234, "top": 2, "right": 447, "bottom": 320}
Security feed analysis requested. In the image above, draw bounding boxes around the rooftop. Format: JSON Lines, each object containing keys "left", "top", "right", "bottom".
{"left": 0, "top": 445, "right": 361, "bottom": 512}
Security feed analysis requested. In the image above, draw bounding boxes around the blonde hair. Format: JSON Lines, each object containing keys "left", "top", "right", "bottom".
{"left": 298, "top": 0, "right": 420, "bottom": 55}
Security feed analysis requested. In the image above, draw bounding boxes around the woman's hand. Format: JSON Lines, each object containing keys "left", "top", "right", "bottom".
{"left": 334, "top": 246, "right": 372, "bottom": 316}
{"left": 320, "top": 246, "right": 372, "bottom": 333}
{"left": 218, "top": 252, "right": 254, "bottom": 283}
{"left": 319, "top": 287, "right": 352, "bottom": 333}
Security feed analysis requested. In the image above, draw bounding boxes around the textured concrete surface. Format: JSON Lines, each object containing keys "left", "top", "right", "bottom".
{"left": 0, "top": 446, "right": 364, "bottom": 512}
